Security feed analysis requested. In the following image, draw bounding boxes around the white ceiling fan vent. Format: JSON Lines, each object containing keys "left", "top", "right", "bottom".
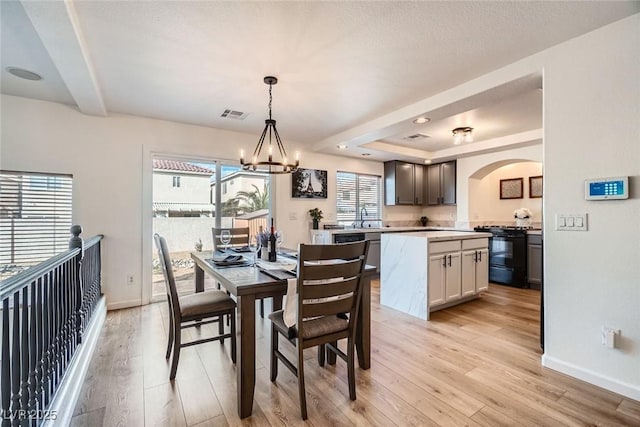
{"left": 405, "top": 133, "right": 430, "bottom": 140}
{"left": 220, "top": 109, "right": 249, "bottom": 120}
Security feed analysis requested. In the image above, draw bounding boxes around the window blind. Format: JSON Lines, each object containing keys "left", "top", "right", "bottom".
{"left": 336, "top": 172, "right": 381, "bottom": 224}
{"left": 0, "top": 171, "right": 73, "bottom": 273}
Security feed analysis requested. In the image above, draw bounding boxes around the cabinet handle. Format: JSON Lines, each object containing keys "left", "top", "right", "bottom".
{"left": 448, "top": 255, "right": 452, "bottom": 267}
{"left": 442, "top": 257, "right": 446, "bottom": 268}
{"left": 474, "top": 251, "right": 477, "bottom": 262}
{"left": 478, "top": 251, "right": 482, "bottom": 262}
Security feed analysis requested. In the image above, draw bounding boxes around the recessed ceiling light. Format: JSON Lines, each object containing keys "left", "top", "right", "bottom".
{"left": 361, "top": 153, "right": 371, "bottom": 156}
{"left": 424, "top": 159, "right": 432, "bottom": 164}
{"left": 6, "top": 67, "right": 42, "bottom": 81}
{"left": 337, "top": 144, "right": 348, "bottom": 150}
{"left": 413, "top": 117, "right": 430, "bottom": 124}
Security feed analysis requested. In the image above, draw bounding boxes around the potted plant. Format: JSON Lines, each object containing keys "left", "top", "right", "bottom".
{"left": 308, "top": 207, "right": 323, "bottom": 230}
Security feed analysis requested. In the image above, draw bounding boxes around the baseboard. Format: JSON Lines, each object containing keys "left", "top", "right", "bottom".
{"left": 44, "top": 296, "right": 107, "bottom": 427}
{"left": 106, "top": 298, "right": 141, "bottom": 310}
{"left": 542, "top": 354, "right": 640, "bottom": 401}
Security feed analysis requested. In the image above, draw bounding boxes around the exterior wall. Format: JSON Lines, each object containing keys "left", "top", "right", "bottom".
{"left": 153, "top": 170, "right": 211, "bottom": 204}
{"left": 153, "top": 217, "right": 215, "bottom": 252}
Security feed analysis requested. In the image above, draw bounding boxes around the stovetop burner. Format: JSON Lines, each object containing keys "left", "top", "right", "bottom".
{"left": 474, "top": 225, "right": 536, "bottom": 231}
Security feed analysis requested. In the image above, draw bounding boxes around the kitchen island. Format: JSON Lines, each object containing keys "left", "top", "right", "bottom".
{"left": 380, "top": 231, "right": 492, "bottom": 320}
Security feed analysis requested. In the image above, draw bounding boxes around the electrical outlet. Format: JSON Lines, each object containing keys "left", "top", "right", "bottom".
{"left": 127, "top": 275, "right": 134, "bottom": 286}
{"left": 289, "top": 211, "right": 298, "bottom": 220}
{"left": 601, "top": 327, "right": 620, "bottom": 348}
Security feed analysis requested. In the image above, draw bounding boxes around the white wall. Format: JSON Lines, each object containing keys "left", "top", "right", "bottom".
{"left": 2, "top": 13, "right": 639, "bottom": 400}
{"left": 470, "top": 161, "right": 542, "bottom": 224}
{"left": 456, "top": 144, "right": 543, "bottom": 227}
{"left": 153, "top": 171, "right": 212, "bottom": 204}
{"left": 271, "top": 153, "right": 383, "bottom": 248}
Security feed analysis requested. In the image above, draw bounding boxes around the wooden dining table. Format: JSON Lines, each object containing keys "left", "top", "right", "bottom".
{"left": 191, "top": 250, "right": 374, "bottom": 419}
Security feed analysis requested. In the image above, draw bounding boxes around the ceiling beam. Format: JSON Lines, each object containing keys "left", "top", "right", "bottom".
{"left": 21, "top": 0, "right": 106, "bottom": 116}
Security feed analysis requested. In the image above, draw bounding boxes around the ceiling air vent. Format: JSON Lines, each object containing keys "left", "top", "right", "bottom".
{"left": 404, "top": 133, "right": 430, "bottom": 140}
{"left": 220, "top": 109, "right": 249, "bottom": 120}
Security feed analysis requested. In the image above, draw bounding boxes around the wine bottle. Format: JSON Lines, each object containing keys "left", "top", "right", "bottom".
{"left": 268, "top": 219, "right": 277, "bottom": 262}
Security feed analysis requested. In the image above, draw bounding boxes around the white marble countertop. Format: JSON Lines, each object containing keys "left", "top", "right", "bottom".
{"left": 321, "top": 226, "right": 473, "bottom": 235}
{"left": 383, "top": 230, "right": 492, "bottom": 241}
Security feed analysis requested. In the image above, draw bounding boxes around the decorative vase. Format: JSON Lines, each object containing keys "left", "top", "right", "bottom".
{"left": 312, "top": 219, "right": 319, "bottom": 230}
{"left": 516, "top": 218, "right": 531, "bottom": 227}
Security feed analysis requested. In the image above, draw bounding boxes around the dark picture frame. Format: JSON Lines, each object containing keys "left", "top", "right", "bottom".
{"left": 500, "top": 177, "right": 523, "bottom": 199}
{"left": 529, "top": 175, "right": 543, "bottom": 198}
{"left": 292, "top": 168, "right": 328, "bottom": 199}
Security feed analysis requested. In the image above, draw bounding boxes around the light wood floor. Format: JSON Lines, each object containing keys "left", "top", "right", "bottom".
{"left": 72, "top": 282, "right": 640, "bottom": 426}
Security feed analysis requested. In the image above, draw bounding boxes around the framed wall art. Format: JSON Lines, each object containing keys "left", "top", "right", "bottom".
{"left": 529, "top": 175, "right": 543, "bottom": 198}
{"left": 500, "top": 177, "right": 523, "bottom": 199}
{"left": 292, "top": 168, "right": 328, "bottom": 199}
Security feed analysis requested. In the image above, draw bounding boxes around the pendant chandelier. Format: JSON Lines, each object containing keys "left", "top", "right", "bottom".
{"left": 240, "top": 76, "right": 299, "bottom": 174}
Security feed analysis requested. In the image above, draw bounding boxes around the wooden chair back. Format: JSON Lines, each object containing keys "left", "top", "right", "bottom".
{"left": 154, "top": 233, "right": 181, "bottom": 316}
{"left": 212, "top": 227, "right": 250, "bottom": 251}
{"left": 296, "top": 241, "right": 370, "bottom": 332}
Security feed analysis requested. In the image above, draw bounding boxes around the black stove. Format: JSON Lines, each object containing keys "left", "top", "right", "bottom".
{"left": 474, "top": 225, "right": 528, "bottom": 287}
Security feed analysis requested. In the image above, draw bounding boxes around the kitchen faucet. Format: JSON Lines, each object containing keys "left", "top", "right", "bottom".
{"left": 360, "top": 206, "right": 368, "bottom": 228}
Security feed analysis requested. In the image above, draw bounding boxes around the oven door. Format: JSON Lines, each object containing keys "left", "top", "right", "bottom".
{"left": 489, "top": 234, "right": 525, "bottom": 269}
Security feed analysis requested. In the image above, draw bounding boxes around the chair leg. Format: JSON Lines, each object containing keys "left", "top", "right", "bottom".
{"left": 347, "top": 337, "right": 356, "bottom": 400}
{"left": 218, "top": 314, "right": 224, "bottom": 345}
{"left": 260, "top": 298, "right": 264, "bottom": 318}
{"left": 297, "top": 344, "right": 307, "bottom": 420}
{"left": 169, "top": 321, "right": 181, "bottom": 380}
{"left": 317, "top": 344, "right": 325, "bottom": 367}
{"left": 165, "top": 311, "right": 174, "bottom": 360}
{"left": 270, "top": 324, "right": 278, "bottom": 382}
{"left": 230, "top": 309, "right": 236, "bottom": 364}
{"left": 327, "top": 340, "right": 337, "bottom": 365}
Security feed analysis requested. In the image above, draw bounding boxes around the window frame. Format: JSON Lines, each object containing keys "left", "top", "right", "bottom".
{"left": 336, "top": 171, "right": 382, "bottom": 226}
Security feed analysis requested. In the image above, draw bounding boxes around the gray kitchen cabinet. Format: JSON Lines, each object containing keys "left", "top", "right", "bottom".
{"left": 527, "top": 233, "right": 543, "bottom": 289}
{"left": 426, "top": 161, "right": 456, "bottom": 205}
{"left": 384, "top": 161, "right": 424, "bottom": 205}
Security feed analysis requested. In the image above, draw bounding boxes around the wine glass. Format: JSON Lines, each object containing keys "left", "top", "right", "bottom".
{"left": 219, "top": 230, "right": 231, "bottom": 252}
{"left": 249, "top": 234, "right": 260, "bottom": 266}
{"left": 275, "top": 230, "right": 284, "bottom": 251}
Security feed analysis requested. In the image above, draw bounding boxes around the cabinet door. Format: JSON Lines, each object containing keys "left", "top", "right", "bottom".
{"left": 414, "top": 164, "right": 424, "bottom": 205}
{"left": 461, "top": 250, "right": 477, "bottom": 297}
{"left": 527, "top": 243, "right": 542, "bottom": 286}
{"left": 426, "top": 164, "right": 441, "bottom": 205}
{"left": 444, "top": 252, "right": 462, "bottom": 302}
{"left": 366, "top": 240, "right": 381, "bottom": 273}
{"left": 395, "top": 162, "right": 415, "bottom": 205}
{"left": 441, "top": 161, "right": 456, "bottom": 205}
{"left": 428, "top": 255, "right": 446, "bottom": 306}
{"left": 476, "top": 248, "right": 489, "bottom": 292}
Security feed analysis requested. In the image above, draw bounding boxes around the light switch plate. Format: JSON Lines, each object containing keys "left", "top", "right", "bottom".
{"left": 556, "top": 213, "right": 588, "bottom": 231}
{"left": 288, "top": 212, "right": 298, "bottom": 220}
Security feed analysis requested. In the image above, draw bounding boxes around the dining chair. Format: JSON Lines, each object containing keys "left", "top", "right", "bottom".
{"left": 268, "top": 240, "right": 370, "bottom": 420}
{"left": 212, "top": 227, "right": 250, "bottom": 251}
{"left": 154, "top": 233, "right": 236, "bottom": 380}
{"left": 212, "top": 226, "right": 266, "bottom": 318}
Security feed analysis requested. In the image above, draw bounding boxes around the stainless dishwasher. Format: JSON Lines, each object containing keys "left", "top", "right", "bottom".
{"left": 333, "top": 232, "right": 380, "bottom": 273}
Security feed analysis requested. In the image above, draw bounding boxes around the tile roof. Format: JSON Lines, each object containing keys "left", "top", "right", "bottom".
{"left": 153, "top": 159, "right": 214, "bottom": 174}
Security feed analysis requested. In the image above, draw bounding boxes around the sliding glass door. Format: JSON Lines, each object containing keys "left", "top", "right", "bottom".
{"left": 151, "top": 157, "right": 269, "bottom": 299}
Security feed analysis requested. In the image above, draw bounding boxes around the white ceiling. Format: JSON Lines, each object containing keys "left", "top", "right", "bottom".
{"left": 2, "top": 1, "right": 639, "bottom": 163}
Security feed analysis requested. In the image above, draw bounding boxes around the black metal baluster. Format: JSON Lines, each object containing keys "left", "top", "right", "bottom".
{"left": 11, "top": 292, "right": 22, "bottom": 426}
{"left": 2, "top": 298, "right": 11, "bottom": 427}
{"left": 20, "top": 288, "right": 30, "bottom": 424}
{"left": 42, "top": 272, "right": 51, "bottom": 407}
{"left": 30, "top": 279, "right": 41, "bottom": 421}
